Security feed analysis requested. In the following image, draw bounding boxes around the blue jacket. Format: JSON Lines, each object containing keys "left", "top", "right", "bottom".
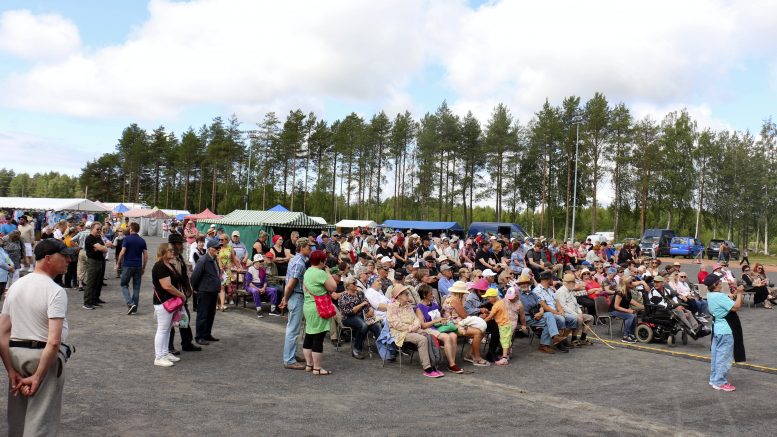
{"left": 190, "top": 253, "right": 221, "bottom": 293}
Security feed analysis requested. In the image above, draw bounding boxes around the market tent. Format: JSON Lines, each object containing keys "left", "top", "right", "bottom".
{"left": 0, "top": 197, "right": 109, "bottom": 212}
{"left": 380, "top": 220, "right": 464, "bottom": 233}
{"left": 122, "top": 208, "right": 171, "bottom": 236}
{"left": 310, "top": 216, "right": 327, "bottom": 225}
{"left": 184, "top": 208, "right": 222, "bottom": 221}
{"left": 267, "top": 204, "right": 289, "bottom": 212}
{"left": 113, "top": 203, "right": 130, "bottom": 213}
{"left": 197, "top": 209, "right": 326, "bottom": 247}
{"left": 335, "top": 219, "right": 378, "bottom": 229}
{"left": 161, "top": 209, "right": 190, "bottom": 219}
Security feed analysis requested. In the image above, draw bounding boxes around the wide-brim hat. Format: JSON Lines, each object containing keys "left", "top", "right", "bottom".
{"left": 391, "top": 284, "right": 410, "bottom": 299}
{"left": 449, "top": 281, "right": 469, "bottom": 294}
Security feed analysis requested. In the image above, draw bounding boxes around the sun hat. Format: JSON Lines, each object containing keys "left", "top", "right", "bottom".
{"left": 471, "top": 278, "right": 490, "bottom": 291}
{"left": 517, "top": 274, "right": 531, "bottom": 284}
{"left": 448, "top": 281, "right": 469, "bottom": 294}
{"left": 712, "top": 263, "right": 722, "bottom": 271}
{"left": 653, "top": 275, "right": 664, "bottom": 282}
{"left": 562, "top": 273, "right": 576, "bottom": 282}
{"left": 505, "top": 287, "right": 517, "bottom": 300}
{"left": 391, "top": 284, "right": 410, "bottom": 299}
{"left": 483, "top": 288, "right": 499, "bottom": 298}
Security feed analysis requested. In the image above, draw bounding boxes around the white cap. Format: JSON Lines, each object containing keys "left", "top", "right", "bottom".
{"left": 380, "top": 256, "right": 393, "bottom": 263}
{"left": 209, "top": 224, "right": 216, "bottom": 228}
{"left": 85, "top": 221, "right": 93, "bottom": 227}
{"left": 489, "top": 236, "right": 497, "bottom": 240}
{"left": 483, "top": 269, "right": 497, "bottom": 277}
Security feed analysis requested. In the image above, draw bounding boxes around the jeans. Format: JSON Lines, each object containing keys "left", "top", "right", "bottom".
{"left": 343, "top": 315, "right": 381, "bottom": 354}
{"left": 282, "top": 292, "right": 304, "bottom": 365}
{"left": 526, "top": 312, "right": 561, "bottom": 346}
{"left": 561, "top": 313, "right": 579, "bottom": 330}
{"left": 709, "top": 334, "right": 734, "bottom": 386}
{"left": 689, "top": 299, "right": 709, "bottom": 315}
{"left": 610, "top": 310, "right": 636, "bottom": 337}
{"left": 121, "top": 266, "right": 143, "bottom": 306}
{"left": 154, "top": 304, "right": 174, "bottom": 358}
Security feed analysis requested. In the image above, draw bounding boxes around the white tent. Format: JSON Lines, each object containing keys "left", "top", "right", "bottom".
{"left": 335, "top": 219, "right": 378, "bottom": 229}
{"left": 310, "top": 216, "right": 328, "bottom": 225}
{"left": 0, "top": 197, "right": 109, "bottom": 212}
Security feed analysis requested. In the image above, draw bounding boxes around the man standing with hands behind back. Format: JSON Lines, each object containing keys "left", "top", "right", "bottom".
{"left": 191, "top": 239, "right": 223, "bottom": 346}
{"left": 83, "top": 222, "right": 108, "bottom": 310}
{"left": 0, "top": 238, "right": 75, "bottom": 437}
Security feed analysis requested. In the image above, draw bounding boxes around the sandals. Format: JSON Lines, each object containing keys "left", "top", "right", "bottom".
{"left": 312, "top": 368, "right": 333, "bottom": 376}
{"left": 305, "top": 365, "right": 313, "bottom": 372}
{"left": 462, "top": 355, "right": 475, "bottom": 364}
{"left": 495, "top": 358, "right": 509, "bottom": 366}
{"left": 473, "top": 359, "right": 491, "bottom": 367}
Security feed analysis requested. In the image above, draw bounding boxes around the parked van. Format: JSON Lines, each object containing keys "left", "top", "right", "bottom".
{"left": 586, "top": 234, "right": 612, "bottom": 245}
{"left": 467, "top": 222, "right": 528, "bottom": 240}
{"left": 640, "top": 229, "right": 676, "bottom": 257}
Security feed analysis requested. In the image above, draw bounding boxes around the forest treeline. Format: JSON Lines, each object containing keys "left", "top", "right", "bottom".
{"left": 2, "top": 93, "right": 776, "bottom": 250}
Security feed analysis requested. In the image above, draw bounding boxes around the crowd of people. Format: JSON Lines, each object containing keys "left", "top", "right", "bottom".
{"left": 0, "top": 213, "right": 766, "bottom": 437}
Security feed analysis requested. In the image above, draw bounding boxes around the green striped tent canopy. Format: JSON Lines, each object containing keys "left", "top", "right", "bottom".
{"left": 197, "top": 210, "right": 326, "bottom": 228}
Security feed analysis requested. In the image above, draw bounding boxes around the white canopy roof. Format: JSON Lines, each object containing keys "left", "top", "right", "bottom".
{"left": 335, "top": 219, "right": 378, "bottom": 228}
{"left": 309, "top": 216, "right": 328, "bottom": 225}
{"left": 0, "top": 197, "right": 109, "bottom": 212}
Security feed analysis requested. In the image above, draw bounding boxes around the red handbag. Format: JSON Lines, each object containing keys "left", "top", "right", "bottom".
{"left": 154, "top": 287, "right": 184, "bottom": 313}
{"left": 304, "top": 284, "right": 336, "bottom": 319}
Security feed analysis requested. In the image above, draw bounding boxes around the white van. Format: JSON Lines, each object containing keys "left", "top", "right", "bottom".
{"left": 586, "top": 234, "right": 610, "bottom": 245}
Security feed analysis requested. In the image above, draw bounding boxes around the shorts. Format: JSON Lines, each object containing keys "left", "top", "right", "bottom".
{"left": 24, "top": 243, "right": 33, "bottom": 257}
{"left": 498, "top": 324, "right": 513, "bottom": 349}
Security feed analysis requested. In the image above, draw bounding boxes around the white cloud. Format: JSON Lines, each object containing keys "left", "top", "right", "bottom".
{"left": 0, "top": 131, "right": 90, "bottom": 175}
{"left": 1, "top": 0, "right": 776, "bottom": 129}
{"left": 0, "top": 10, "right": 81, "bottom": 61}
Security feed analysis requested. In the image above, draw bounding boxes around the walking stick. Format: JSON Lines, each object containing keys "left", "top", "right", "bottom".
{"left": 584, "top": 323, "right": 616, "bottom": 350}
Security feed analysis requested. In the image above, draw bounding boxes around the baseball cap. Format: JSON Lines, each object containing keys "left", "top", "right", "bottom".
{"left": 231, "top": 230, "right": 240, "bottom": 237}
{"left": 482, "top": 269, "right": 497, "bottom": 277}
{"left": 206, "top": 239, "right": 222, "bottom": 249}
{"left": 253, "top": 254, "right": 264, "bottom": 263}
{"left": 34, "top": 239, "right": 77, "bottom": 260}
{"left": 703, "top": 273, "right": 721, "bottom": 287}
{"left": 168, "top": 233, "right": 184, "bottom": 244}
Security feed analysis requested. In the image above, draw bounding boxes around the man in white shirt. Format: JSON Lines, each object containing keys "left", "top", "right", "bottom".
{"left": 555, "top": 273, "right": 593, "bottom": 347}
{"left": 17, "top": 216, "right": 36, "bottom": 272}
{"left": 0, "top": 239, "right": 74, "bottom": 436}
{"left": 364, "top": 282, "right": 390, "bottom": 320}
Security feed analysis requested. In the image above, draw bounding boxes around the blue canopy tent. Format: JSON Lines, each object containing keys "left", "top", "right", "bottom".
{"left": 268, "top": 204, "right": 289, "bottom": 212}
{"left": 113, "top": 203, "right": 130, "bottom": 213}
{"left": 380, "top": 220, "right": 464, "bottom": 233}
{"left": 175, "top": 213, "right": 187, "bottom": 220}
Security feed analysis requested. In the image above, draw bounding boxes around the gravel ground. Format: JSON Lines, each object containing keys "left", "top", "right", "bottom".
{"left": 1, "top": 237, "right": 776, "bottom": 437}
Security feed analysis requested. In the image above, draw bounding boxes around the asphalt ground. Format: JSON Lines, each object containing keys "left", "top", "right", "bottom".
{"left": 1, "top": 238, "right": 776, "bottom": 436}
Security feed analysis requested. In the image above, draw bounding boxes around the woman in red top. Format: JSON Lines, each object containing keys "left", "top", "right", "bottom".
{"left": 697, "top": 266, "right": 709, "bottom": 284}
{"left": 582, "top": 269, "right": 607, "bottom": 302}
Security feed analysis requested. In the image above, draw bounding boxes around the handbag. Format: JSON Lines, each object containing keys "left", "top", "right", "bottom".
{"left": 304, "top": 284, "right": 336, "bottom": 319}
{"left": 436, "top": 321, "right": 458, "bottom": 333}
{"left": 153, "top": 286, "right": 184, "bottom": 313}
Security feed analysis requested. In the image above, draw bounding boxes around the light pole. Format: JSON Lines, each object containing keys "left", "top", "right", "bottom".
{"left": 570, "top": 114, "right": 582, "bottom": 242}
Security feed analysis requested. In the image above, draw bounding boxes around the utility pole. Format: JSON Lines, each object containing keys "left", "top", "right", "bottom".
{"left": 570, "top": 114, "right": 582, "bottom": 242}
{"left": 244, "top": 130, "right": 259, "bottom": 210}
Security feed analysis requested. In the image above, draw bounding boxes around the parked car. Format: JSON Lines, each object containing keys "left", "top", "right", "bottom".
{"left": 467, "top": 222, "right": 528, "bottom": 241}
{"left": 640, "top": 229, "right": 676, "bottom": 257}
{"left": 669, "top": 237, "right": 704, "bottom": 258}
{"left": 705, "top": 240, "right": 740, "bottom": 261}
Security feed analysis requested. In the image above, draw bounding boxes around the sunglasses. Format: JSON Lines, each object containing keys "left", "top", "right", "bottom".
{"left": 219, "top": 239, "right": 228, "bottom": 242}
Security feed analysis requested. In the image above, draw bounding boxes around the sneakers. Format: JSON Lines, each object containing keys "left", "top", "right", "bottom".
{"left": 127, "top": 304, "right": 137, "bottom": 315}
{"left": 621, "top": 336, "right": 637, "bottom": 344}
{"left": 154, "top": 357, "right": 175, "bottom": 367}
{"left": 448, "top": 364, "right": 464, "bottom": 374}
{"left": 164, "top": 353, "right": 181, "bottom": 362}
{"left": 256, "top": 310, "right": 264, "bottom": 318}
{"left": 422, "top": 369, "right": 444, "bottom": 378}
{"left": 269, "top": 308, "right": 282, "bottom": 317}
{"left": 712, "top": 383, "right": 736, "bottom": 392}
{"left": 82, "top": 304, "right": 95, "bottom": 310}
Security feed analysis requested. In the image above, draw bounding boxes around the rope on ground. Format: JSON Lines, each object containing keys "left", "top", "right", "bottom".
{"left": 595, "top": 338, "right": 777, "bottom": 375}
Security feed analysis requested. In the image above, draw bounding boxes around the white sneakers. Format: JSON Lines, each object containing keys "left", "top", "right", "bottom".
{"left": 154, "top": 357, "right": 174, "bottom": 367}
{"left": 154, "top": 353, "right": 181, "bottom": 367}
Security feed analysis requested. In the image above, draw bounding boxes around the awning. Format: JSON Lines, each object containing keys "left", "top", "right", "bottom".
{"left": 309, "top": 216, "right": 327, "bottom": 225}
{"left": 0, "top": 197, "right": 109, "bottom": 213}
{"left": 267, "top": 204, "right": 289, "bottom": 212}
{"left": 122, "top": 208, "right": 171, "bottom": 219}
{"left": 184, "top": 208, "right": 222, "bottom": 220}
{"left": 335, "top": 219, "right": 378, "bottom": 228}
{"left": 199, "top": 210, "right": 326, "bottom": 228}
{"left": 380, "top": 220, "right": 463, "bottom": 232}
{"left": 113, "top": 203, "right": 130, "bottom": 213}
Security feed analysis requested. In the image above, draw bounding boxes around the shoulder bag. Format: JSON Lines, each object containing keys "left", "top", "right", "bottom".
{"left": 304, "top": 283, "right": 336, "bottom": 319}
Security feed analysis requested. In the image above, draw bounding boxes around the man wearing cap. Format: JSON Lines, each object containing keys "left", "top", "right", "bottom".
{"left": 279, "top": 238, "right": 312, "bottom": 370}
{"left": 515, "top": 274, "right": 563, "bottom": 353}
{"left": 117, "top": 222, "right": 148, "bottom": 315}
{"left": 376, "top": 263, "right": 392, "bottom": 294}
{"left": 247, "top": 254, "right": 279, "bottom": 318}
{"left": 325, "top": 233, "right": 341, "bottom": 260}
{"left": 532, "top": 271, "right": 574, "bottom": 352}
{"left": 555, "top": 273, "right": 594, "bottom": 347}
{"left": 0, "top": 239, "right": 75, "bottom": 436}
{"left": 648, "top": 275, "right": 701, "bottom": 335}
{"left": 437, "top": 265, "right": 455, "bottom": 300}
{"left": 82, "top": 222, "right": 108, "bottom": 310}
{"left": 167, "top": 233, "right": 201, "bottom": 353}
{"left": 229, "top": 231, "right": 249, "bottom": 267}
{"left": 191, "top": 239, "right": 224, "bottom": 346}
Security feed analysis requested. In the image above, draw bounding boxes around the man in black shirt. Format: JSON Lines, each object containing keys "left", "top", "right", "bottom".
{"left": 475, "top": 242, "right": 497, "bottom": 272}
{"left": 83, "top": 222, "right": 108, "bottom": 309}
{"left": 284, "top": 231, "right": 299, "bottom": 256}
{"left": 376, "top": 238, "right": 393, "bottom": 259}
{"left": 526, "top": 241, "right": 549, "bottom": 278}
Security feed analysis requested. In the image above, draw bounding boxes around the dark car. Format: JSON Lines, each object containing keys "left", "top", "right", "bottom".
{"left": 640, "top": 229, "right": 676, "bottom": 258}
{"left": 705, "top": 239, "right": 740, "bottom": 261}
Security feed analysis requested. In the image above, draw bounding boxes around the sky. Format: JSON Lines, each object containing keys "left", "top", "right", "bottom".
{"left": 1, "top": 0, "right": 776, "bottom": 187}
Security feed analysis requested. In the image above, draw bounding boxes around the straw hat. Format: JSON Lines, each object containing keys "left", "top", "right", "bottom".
{"left": 448, "top": 281, "right": 469, "bottom": 294}
{"left": 391, "top": 284, "right": 410, "bottom": 299}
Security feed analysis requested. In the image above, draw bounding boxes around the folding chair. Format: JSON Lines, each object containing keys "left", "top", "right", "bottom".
{"left": 594, "top": 297, "right": 614, "bottom": 339}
